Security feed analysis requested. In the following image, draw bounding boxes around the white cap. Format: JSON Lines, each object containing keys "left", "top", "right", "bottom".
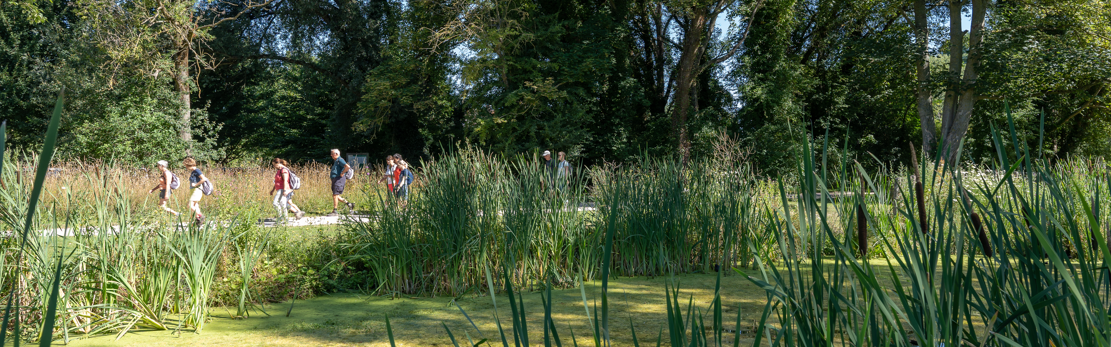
{"left": 156, "top": 160, "right": 168, "bottom": 167}
{"left": 542, "top": 150, "right": 551, "bottom": 156}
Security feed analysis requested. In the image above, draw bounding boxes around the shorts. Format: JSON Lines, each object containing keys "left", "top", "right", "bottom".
{"left": 190, "top": 188, "right": 203, "bottom": 202}
{"left": 159, "top": 190, "right": 170, "bottom": 200}
{"left": 396, "top": 185, "right": 409, "bottom": 200}
{"left": 331, "top": 176, "right": 347, "bottom": 195}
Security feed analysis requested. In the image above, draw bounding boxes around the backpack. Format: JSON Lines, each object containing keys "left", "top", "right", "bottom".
{"left": 192, "top": 169, "right": 215, "bottom": 195}
{"left": 169, "top": 172, "right": 181, "bottom": 190}
{"left": 403, "top": 168, "right": 414, "bottom": 185}
{"left": 287, "top": 169, "right": 302, "bottom": 190}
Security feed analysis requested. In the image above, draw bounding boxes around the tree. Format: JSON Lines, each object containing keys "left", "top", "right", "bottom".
{"left": 76, "top": 0, "right": 270, "bottom": 145}
{"left": 666, "top": 0, "right": 763, "bottom": 163}
{"left": 913, "top": 0, "right": 987, "bottom": 161}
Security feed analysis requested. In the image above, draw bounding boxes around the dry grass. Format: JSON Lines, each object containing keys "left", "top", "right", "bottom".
{"left": 30, "top": 161, "right": 383, "bottom": 221}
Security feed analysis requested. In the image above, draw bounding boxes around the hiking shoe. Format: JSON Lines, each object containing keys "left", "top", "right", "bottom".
{"left": 295, "top": 211, "right": 305, "bottom": 220}
{"left": 327, "top": 210, "right": 338, "bottom": 217}
{"left": 346, "top": 202, "right": 355, "bottom": 211}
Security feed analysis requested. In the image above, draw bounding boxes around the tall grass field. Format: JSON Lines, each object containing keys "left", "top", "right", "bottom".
{"left": 3, "top": 99, "right": 1111, "bottom": 346}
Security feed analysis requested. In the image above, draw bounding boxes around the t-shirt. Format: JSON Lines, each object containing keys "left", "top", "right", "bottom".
{"left": 331, "top": 158, "right": 348, "bottom": 178}
{"left": 557, "top": 160, "right": 569, "bottom": 178}
{"left": 274, "top": 168, "right": 288, "bottom": 190}
{"left": 384, "top": 165, "right": 397, "bottom": 185}
{"left": 545, "top": 159, "right": 557, "bottom": 176}
{"left": 189, "top": 168, "right": 203, "bottom": 184}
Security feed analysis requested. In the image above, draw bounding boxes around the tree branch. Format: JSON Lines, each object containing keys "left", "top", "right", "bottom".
{"left": 200, "top": 0, "right": 276, "bottom": 30}
{"left": 224, "top": 54, "right": 350, "bottom": 88}
{"left": 704, "top": 0, "right": 766, "bottom": 68}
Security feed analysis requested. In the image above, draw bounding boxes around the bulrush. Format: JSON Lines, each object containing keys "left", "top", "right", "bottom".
{"left": 971, "top": 212, "right": 992, "bottom": 257}
{"left": 857, "top": 201, "right": 868, "bottom": 258}
{"left": 916, "top": 181, "right": 928, "bottom": 234}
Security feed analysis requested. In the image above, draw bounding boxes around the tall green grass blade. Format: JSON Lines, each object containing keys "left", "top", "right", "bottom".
{"left": 38, "top": 221, "right": 70, "bottom": 346}
{"left": 385, "top": 315, "right": 396, "bottom": 347}
{"left": 1, "top": 91, "right": 64, "bottom": 347}
{"left": 0, "top": 298, "right": 13, "bottom": 346}
{"left": 0, "top": 120, "right": 6, "bottom": 176}
{"left": 443, "top": 322, "right": 462, "bottom": 347}
{"left": 453, "top": 301, "right": 482, "bottom": 334}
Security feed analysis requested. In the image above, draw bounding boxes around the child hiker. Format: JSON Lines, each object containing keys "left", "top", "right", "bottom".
{"left": 184, "top": 157, "right": 208, "bottom": 223}
{"left": 148, "top": 160, "right": 180, "bottom": 216}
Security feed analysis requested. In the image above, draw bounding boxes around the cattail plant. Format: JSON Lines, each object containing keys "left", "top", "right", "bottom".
{"left": 915, "top": 181, "right": 928, "bottom": 234}
{"left": 857, "top": 200, "right": 867, "bottom": 258}
{"left": 909, "top": 143, "right": 928, "bottom": 234}
{"left": 971, "top": 211, "right": 991, "bottom": 257}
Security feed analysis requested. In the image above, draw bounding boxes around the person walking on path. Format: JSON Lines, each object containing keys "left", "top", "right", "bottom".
{"left": 184, "top": 157, "right": 208, "bottom": 223}
{"left": 542, "top": 150, "right": 557, "bottom": 190}
{"left": 557, "top": 151, "right": 570, "bottom": 191}
{"left": 377, "top": 155, "right": 398, "bottom": 199}
{"left": 270, "top": 158, "right": 295, "bottom": 224}
{"left": 391, "top": 154, "right": 405, "bottom": 198}
{"left": 148, "top": 160, "right": 180, "bottom": 216}
{"left": 329, "top": 149, "right": 355, "bottom": 215}
{"left": 396, "top": 160, "right": 413, "bottom": 207}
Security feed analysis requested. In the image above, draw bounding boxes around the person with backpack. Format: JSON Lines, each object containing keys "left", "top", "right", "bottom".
{"left": 395, "top": 160, "right": 414, "bottom": 207}
{"left": 183, "top": 157, "right": 210, "bottom": 223}
{"left": 270, "top": 158, "right": 297, "bottom": 224}
{"left": 280, "top": 160, "right": 306, "bottom": 220}
{"left": 147, "top": 160, "right": 180, "bottom": 216}
{"left": 391, "top": 154, "right": 406, "bottom": 198}
{"left": 377, "top": 155, "right": 398, "bottom": 200}
{"left": 329, "top": 149, "right": 355, "bottom": 215}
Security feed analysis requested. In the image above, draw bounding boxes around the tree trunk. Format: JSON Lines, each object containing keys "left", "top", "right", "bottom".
{"left": 939, "top": 0, "right": 986, "bottom": 162}
{"left": 174, "top": 49, "right": 192, "bottom": 143}
{"left": 914, "top": 0, "right": 937, "bottom": 154}
{"left": 673, "top": 6, "right": 710, "bottom": 164}
{"left": 938, "top": 0, "right": 964, "bottom": 160}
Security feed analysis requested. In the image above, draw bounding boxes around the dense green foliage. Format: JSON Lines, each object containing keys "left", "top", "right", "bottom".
{"left": 1, "top": 0, "right": 1109, "bottom": 170}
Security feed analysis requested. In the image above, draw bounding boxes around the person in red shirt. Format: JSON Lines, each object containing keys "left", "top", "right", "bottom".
{"left": 377, "top": 155, "right": 398, "bottom": 198}
{"left": 391, "top": 154, "right": 404, "bottom": 198}
{"left": 269, "top": 158, "right": 293, "bottom": 224}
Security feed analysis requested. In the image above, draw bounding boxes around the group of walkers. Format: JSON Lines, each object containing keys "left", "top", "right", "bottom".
{"left": 269, "top": 149, "right": 356, "bottom": 224}
{"left": 377, "top": 153, "right": 414, "bottom": 207}
{"left": 149, "top": 148, "right": 563, "bottom": 225}
{"left": 542, "top": 150, "right": 571, "bottom": 190}
{"left": 147, "top": 149, "right": 414, "bottom": 225}
{"left": 148, "top": 157, "right": 211, "bottom": 223}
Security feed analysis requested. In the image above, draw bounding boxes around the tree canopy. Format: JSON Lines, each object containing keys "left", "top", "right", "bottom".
{"left": 2, "top": 0, "right": 1109, "bottom": 170}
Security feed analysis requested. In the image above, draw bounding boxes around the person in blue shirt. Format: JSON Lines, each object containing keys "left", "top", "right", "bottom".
{"left": 396, "top": 160, "right": 413, "bottom": 207}
{"left": 183, "top": 157, "right": 208, "bottom": 223}
{"left": 329, "top": 149, "right": 354, "bottom": 215}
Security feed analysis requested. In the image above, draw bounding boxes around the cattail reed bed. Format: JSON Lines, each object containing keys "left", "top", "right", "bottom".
{"left": 5, "top": 137, "right": 1111, "bottom": 345}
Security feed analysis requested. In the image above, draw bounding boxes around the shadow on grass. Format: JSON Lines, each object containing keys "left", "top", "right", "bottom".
{"left": 56, "top": 272, "right": 785, "bottom": 346}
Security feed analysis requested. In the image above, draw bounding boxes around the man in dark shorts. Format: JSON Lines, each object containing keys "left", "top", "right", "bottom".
{"left": 329, "top": 149, "right": 355, "bottom": 215}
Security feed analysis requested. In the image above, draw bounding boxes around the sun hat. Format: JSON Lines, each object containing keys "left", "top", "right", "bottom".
{"left": 542, "top": 150, "right": 551, "bottom": 156}
{"left": 156, "top": 160, "right": 169, "bottom": 167}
